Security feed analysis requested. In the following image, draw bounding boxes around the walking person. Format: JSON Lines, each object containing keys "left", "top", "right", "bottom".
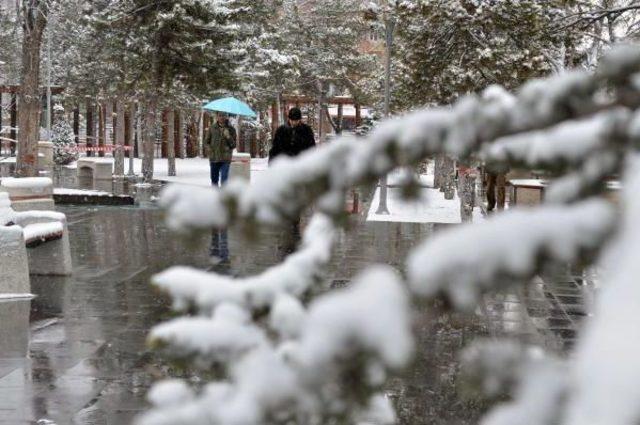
{"left": 269, "top": 107, "right": 316, "bottom": 258}
{"left": 269, "top": 107, "right": 316, "bottom": 162}
{"left": 205, "top": 112, "right": 237, "bottom": 186}
{"left": 485, "top": 162, "right": 509, "bottom": 212}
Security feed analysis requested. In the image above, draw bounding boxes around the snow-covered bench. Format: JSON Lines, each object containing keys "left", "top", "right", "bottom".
{"left": 0, "top": 177, "right": 55, "bottom": 211}
{"left": 77, "top": 157, "right": 113, "bottom": 180}
{"left": 0, "top": 192, "right": 72, "bottom": 287}
{"left": 507, "top": 179, "right": 546, "bottom": 206}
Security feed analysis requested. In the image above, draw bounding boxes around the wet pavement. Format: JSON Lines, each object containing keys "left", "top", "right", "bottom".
{"left": 0, "top": 192, "right": 596, "bottom": 424}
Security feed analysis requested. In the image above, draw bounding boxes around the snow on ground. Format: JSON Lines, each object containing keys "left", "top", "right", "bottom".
{"left": 131, "top": 158, "right": 269, "bottom": 187}
{"left": 367, "top": 186, "right": 461, "bottom": 224}
{"left": 53, "top": 188, "right": 110, "bottom": 196}
{"left": 0, "top": 293, "right": 34, "bottom": 300}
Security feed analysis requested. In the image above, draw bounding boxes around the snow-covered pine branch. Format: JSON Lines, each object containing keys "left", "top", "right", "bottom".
{"left": 147, "top": 44, "right": 640, "bottom": 425}
{"left": 140, "top": 266, "right": 411, "bottom": 425}
{"left": 406, "top": 199, "right": 616, "bottom": 309}
{"left": 152, "top": 212, "right": 336, "bottom": 313}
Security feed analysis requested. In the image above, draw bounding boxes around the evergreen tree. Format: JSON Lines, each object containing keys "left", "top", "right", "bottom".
{"left": 50, "top": 105, "right": 78, "bottom": 165}
{"left": 394, "top": 0, "right": 579, "bottom": 106}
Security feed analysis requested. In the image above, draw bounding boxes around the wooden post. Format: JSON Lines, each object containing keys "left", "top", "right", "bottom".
{"left": 73, "top": 105, "right": 80, "bottom": 144}
{"left": 86, "top": 100, "right": 94, "bottom": 157}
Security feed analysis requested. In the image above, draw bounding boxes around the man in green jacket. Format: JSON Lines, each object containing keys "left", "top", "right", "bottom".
{"left": 205, "top": 112, "right": 237, "bottom": 186}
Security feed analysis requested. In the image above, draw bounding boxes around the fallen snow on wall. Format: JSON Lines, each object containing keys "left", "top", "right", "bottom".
{"left": 0, "top": 177, "right": 52, "bottom": 188}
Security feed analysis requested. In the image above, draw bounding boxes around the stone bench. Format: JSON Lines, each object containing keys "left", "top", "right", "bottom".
{"left": 0, "top": 192, "right": 72, "bottom": 297}
{"left": 230, "top": 152, "right": 251, "bottom": 182}
{"left": 77, "top": 157, "right": 113, "bottom": 181}
{"left": 508, "top": 178, "right": 620, "bottom": 206}
{"left": 508, "top": 179, "right": 546, "bottom": 206}
{"left": 0, "top": 177, "right": 55, "bottom": 211}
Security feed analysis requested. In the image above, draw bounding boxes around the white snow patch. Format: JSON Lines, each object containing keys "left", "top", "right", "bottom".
{"left": 367, "top": 186, "right": 461, "bottom": 224}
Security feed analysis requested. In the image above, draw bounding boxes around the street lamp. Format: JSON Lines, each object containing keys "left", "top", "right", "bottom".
{"left": 366, "top": 4, "right": 396, "bottom": 215}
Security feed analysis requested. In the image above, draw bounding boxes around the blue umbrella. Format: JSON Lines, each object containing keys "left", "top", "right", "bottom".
{"left": 203, "top": 97, "right": 257, "bottom": 118}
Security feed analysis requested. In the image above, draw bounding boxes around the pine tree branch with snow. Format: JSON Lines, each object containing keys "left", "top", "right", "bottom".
{"left": 141, "top": 45, "right": 640, "bottom": 425}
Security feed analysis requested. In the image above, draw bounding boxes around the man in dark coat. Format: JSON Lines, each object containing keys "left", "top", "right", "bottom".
{"left": 269, "top": 107, "right": 316, "bottom": 162}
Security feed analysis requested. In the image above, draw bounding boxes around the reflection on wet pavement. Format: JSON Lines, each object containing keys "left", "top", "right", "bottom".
{"left": 0, "top": 200, "right": 596, "bottom": 424}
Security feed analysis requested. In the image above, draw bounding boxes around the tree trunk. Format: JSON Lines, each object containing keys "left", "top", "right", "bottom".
{"left": 114, "top": 99, "right": 125, "bottom": 176}
{"left": 10, "top": 93, "right": 17, "bottom": 155}
{"left": 73, "top": 105, "right": 80, "bottom": 144}
{"left": 16, "top": 0, "right": 48, "bottom": 176}
{"left": 167, "top": 109, "right": 175, "bottom": 177}
{"left": 161, "top": 109, "right": 168, "bottom": 158}
{"left": 86, "top": 100, "right": 94, "bottom": 157}
{"left": 355, "top": 103, "right": 361, "bottom": 128}
{"left": 142, "top": 99, "right": 156, "bottom": 182}
{"left": 98, "top": 102, "right": 106, "bottom": 157}
{"left": 127, "top": 102, "right": 135, "bottom": 174}
{"left": 175, "top": 110, "right": 184, "bottom": 159}
{"left": 271, "top": 100, "right": 279, "bottom": 137}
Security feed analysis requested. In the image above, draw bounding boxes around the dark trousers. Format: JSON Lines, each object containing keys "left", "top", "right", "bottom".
{"left": 486, "top": 172, "right": 506, "bottom": 211}
{"left": 210, "top": 230, "right": 229, "bottom": 261}
{"left": 210, "top": 161, "right": 231, "bottom": 186}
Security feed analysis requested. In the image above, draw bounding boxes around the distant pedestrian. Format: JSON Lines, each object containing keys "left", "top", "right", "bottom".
{"left": 205, "top": 112, "right": 237, "bottom": 186}
{"left": 269, "top": 107, "right": 316, "bottom": 162}
{"left": 485, "top": 162, "right": 509, "bottom": 212}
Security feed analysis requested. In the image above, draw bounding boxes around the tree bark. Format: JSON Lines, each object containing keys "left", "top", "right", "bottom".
{"left": 10, "top": 93, "right": 17, "bottom": 155}
{"left": 73, "top": 105, "right": 80, "bottom": 144}
{"left": 142, "top": 99, "right": 156, "bottom": 182}
{"left": 114, "top": 99, "right": 125, "bottom": 176}
{"left": 98, "top": 102, "right": 106, "bottom": 157}
{"left": 175, "top": 110, "right": 184, "bottom": 159}
{"left": 161, "top": 109, "right": 168, "bottom": 158}
{"left": 86, "top": 100, "right": 94, "bottom": 157}
{"left": 16, "top": 0, "right": 48, "bottom": 176}
{"left": 167, "top": 109, "right": 175, "bottom": 176}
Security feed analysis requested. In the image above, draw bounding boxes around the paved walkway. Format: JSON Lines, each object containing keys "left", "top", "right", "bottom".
{"left": 0, "top": 194, "right": 594, "bottom": 424}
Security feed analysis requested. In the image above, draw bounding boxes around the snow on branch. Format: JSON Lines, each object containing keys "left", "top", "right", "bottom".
{"left": 482, "top": 108, "right": 633, "bottom": 170}
{"left": 139, "top": 266, "right": 411, "bottom": 425}
{"left": 152, "top": 213, "right": 336, "bottom": 313}
{"left": 148, "top": 303, "right": 267, "bottom": 369}
{"left": 407, "top": 199, "right": 616, "bottom": 310}
{"left": 461, "top": 340, "right": 568, "bottom": 425}
{"left": 160, "top": 47, "right": 640, "bottom": 231}
{"left": 562, "top": 156, "right": 640, "bottom": 425}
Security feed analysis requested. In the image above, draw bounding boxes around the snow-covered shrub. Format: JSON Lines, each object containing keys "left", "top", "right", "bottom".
{"left": 141, "top": 45, "right": 640, "bottom": 425}
{"left": 51, "top": 107, "right": 78, "bottom": 165}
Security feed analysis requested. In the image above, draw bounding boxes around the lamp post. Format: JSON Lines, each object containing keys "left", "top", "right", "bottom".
{"left": 46, "top": 12, "right": 53, "bottom": 140}
{"left": 375, "top": 14, "right": 395, "bottom": 215}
